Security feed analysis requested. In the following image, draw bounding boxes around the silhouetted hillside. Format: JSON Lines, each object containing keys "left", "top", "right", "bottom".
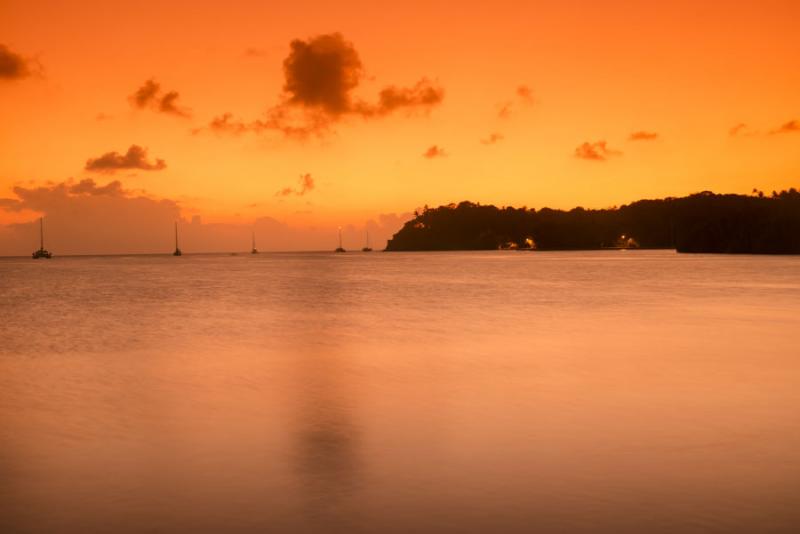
{"left": 386, "top": 189, "right": 800, "bottom": 254}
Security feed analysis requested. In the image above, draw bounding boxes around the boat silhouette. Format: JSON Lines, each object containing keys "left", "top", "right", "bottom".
{"left": 32, "top": 217, "right": 53, "bottom": 259}
{"left": 362, "top": 229, "right": 372, "bottom": 252}
{"left": 335, "top": 227, "right": 346, "bottom": 253}
{"left": 251, "top": 231, "right": 258, "bottom": 254}
{"left": 173, "top": 222, "right": 182, "bottom": 256}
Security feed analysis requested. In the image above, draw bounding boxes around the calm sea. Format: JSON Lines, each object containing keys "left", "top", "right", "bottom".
{"left": 1, "top": 251, "right": 799, "bottom": 533}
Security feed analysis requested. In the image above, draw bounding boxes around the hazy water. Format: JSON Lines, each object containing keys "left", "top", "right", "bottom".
{"left": 1, "top": 251, "right": 799, "bottom": 533}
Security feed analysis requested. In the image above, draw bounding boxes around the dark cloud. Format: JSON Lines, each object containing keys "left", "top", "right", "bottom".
{"left": 629, "top": 131, "right": 659, "bottom": 141}
{"left": 423, "top": 145, "right": 446, "bottom": 159}
{"left": 283, "top": 33, "right": 363, "bottom": 116}
{"left": 481, "top": 133, "right": 504, "bottom": 145}
{"left": 206, "top": 33, "right": 443, "bottom": 138}
{"left": 132, "top": 79, "right": 160, "bottom": 107}
{"left": 130, "top": 78, "right": 190, "bottom": 117}
{"left": 0, "top": 44, "right": 34, "bottom": 80}
{"left": 574, "top": 141, "right": 621, "bottom": 161}
{"left": 276, "top": 173, "right": 315, "bottom": 196}
{"left": 770, "top": 120, "right": 800, "bottom": 135}
{"left": 85, "top": 145, "right": 167, "bottom": 173}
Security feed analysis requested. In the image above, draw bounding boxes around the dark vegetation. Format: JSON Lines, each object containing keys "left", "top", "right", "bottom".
{"left": 385, "top": 189, "right": 800, "bottom": 254}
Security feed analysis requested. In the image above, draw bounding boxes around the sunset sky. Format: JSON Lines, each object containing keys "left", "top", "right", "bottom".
{"left": 1, "top": 0, "right": 799, "bottom": 253}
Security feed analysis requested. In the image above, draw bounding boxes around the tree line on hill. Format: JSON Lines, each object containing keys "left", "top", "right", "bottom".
{"left": 385, "top": 189, "right": 800, "bottom": 254}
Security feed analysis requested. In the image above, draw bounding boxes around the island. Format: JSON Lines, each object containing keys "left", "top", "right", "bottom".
{"left": 386, "top": 189, "right": 800, "bottom": 254}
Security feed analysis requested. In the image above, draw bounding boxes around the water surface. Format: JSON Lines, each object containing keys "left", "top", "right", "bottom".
{"left": 1, "top": 251, "right": 799, "bottom": 532}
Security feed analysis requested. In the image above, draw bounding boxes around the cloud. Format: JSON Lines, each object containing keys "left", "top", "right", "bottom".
{"left": 0, "top": 180, "right": 182, "bottom": 255}
{"left": 85, "top": 145, "right": 167, "bottom": 173}
{"left": 0, "top": 179, "right": 413, "bottom": 254}
{"left": 497, "top": 102, "right": 513, "bottom": 119}
{"left": 516, "top": 85, "right": 534, "bottom": 104}
{"left": 481, "top": 133, "right": 504, "bottom": 145}
{"left": 282, "top": 33, "right": 362, "bottom": 116}
{"left": 243, "top": 47, "right": 267, "bottom": 58}
{"left": 366, "top": 79, "right": 444, "bottom": 117}
{"left": 729, "top": 122, "right": 761, "bottom": 137}
{"left": 205, "top": 33, "right": 444, "bottom": 138}
{"left": 629, "top": 131, "right": 659, "bottom": 141}
{"left": 0, "top": 198, "right": 22, "bottom": 211}
{"left": 497, "top": 84, "right": 535, "bottom": 118}
{"left": 0, "top": 44, "right": 36, "bottom": 80}
{"left": 574, "top": 140, "right": 621, "bottom": 161}
{"left": 130, "top": 78, "right": 191, "bottom": 117}
{"left": 276, "top": 173, "right": 315, "bottom": 196}
{"left": 68, "top": 178, "right": 125, "bottom": 196}
{"left": 769, "top": 120, "right": 800, "bottom": 135}
{"left": 423, "top": 145, "right": 446, "bottom": 159}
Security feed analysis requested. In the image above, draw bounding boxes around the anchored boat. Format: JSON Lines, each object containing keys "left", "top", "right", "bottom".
{"left": 31, "top": 217, "right": 52, "bottom": 259}
{"left": 335, "top": 227, "right": 346, "bottom": 253}
{"left": 362, "top": 229, "right": 373, "bottom": 252}
{"left": 173, "top": 222, "right": 182, "bottom": 256}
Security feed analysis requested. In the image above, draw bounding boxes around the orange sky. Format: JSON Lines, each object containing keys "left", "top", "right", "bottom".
{"left": 1, "top": 0, "right": 799, "bottom": 253}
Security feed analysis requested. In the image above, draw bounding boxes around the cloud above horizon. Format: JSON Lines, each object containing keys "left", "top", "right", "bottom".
{"left": 481, "top": 133, "right": 504, "bottom": 145}
{"left": 574, "top": 140, "right": 621, "bottom": 161}
{"left": 276, "top": 173, "right": 315, "bottom": 196}
{"left": 206, "top": 33, "right": 444, "bottom": 138}
{"left": 629, "top": 131, "right": 659, "bottom": 141}
{"left": 130, "top": 78, "right": 191, "bottom": 117}
{"left": 85, "top": 145, "right": 167, "bottom": 173}
{"left": 423, "top": 145, "right": 446, "bottom": 159}
{"left": 0, "top": 44, "right": 36, "bottom": 80}
{"left": 769, "top": 120, "right": 800, "bottom": 135}
{"left": 497, "top": 84, "right": 535, "bottom": 119}
{"left": 0, "top": 178, "right": 411, "bottom": 255}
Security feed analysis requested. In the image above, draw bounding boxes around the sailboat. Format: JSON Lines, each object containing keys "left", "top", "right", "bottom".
{"left": 251, "top": 231, "right": 258, "bottom": 254}
{"left": 31, "top": 217, "right": 52, "bottom": 259}
{"left": 173, "top": 222, "right": 182, "bottom": 256}
{"left": 362, "top": 229, "right": 373, "bottom": 252}
{"left": 335, "top": 227, "right": 346, "bottom": 253}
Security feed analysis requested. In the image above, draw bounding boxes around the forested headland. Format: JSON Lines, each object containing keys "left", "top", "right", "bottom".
{"left": 385, "top": 189, "right": 800, "bottom": 254}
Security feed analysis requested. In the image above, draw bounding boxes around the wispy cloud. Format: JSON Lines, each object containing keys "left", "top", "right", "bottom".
{"left": 628, "top": 131, "right": 659, "bottom": 141}
{"left": 276, "top": 173, "right": 315, "bottom": 196}
{"left": 481, "top": 133, "right": 504, "bottom": 145}
{"left": 574, "top": 140, "right": 621, "bottom": 161}
{"left": 729, "top": 122, "right": 757, "bottom": 137}
{"left": 769, "top": 119, "right": 800, "bottom": 135}
{"left": 497, "top": 84, "right": 535, "bottom": 119}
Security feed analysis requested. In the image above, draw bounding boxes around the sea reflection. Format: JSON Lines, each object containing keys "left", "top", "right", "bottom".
{"left": 1, "top": 251, "right": 800, "bottom": 533}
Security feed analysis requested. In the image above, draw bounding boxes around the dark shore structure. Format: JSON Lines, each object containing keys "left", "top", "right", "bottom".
{"left": 386, "top": 189, "right": 800, "bottom": 254}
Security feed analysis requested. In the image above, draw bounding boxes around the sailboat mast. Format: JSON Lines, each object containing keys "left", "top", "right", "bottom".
{"left": 40, "top": 217, "right": 44, "bottom": 250}
{"left": 366, "top": 229, "right": 369, "bottom": 248}
{"left": 338, "top": 227, "right": 343, "bottom": 249}
{"left": 174, "top": 222, "right": 178, "bottom": 248}
{"left": 252, "top": 231, "right": 255, "bottom": 250}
